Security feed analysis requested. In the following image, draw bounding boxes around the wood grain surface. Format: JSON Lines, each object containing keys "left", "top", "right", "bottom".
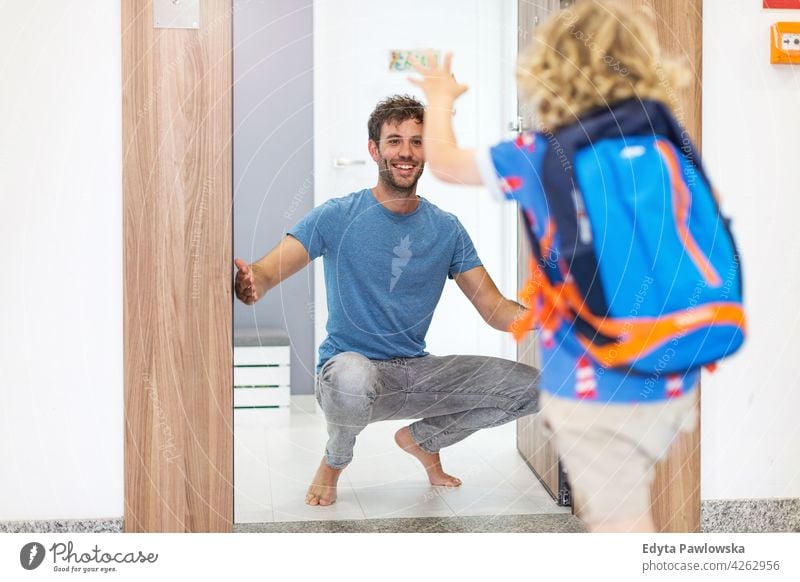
{"left": 516, "top": 217, "right": 563, "bottom": 501}
{"left": 122, "top": 0, "right": 233, "bottom": 532}
{"left": 630, "top": 0, "right": 704, "bottom": 533}
{"left": 514, "top": 2, "right": 566, "bottom": 502}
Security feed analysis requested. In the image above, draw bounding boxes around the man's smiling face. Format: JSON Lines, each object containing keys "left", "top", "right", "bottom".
{"left": 370, "top": 118, "right": 425, "bottom": 194}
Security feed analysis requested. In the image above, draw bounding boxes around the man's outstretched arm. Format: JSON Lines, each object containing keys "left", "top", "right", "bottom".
{"left": 234, "top": 235, "right": 311, "bottom": 305}
{"left": 453, "top": 266, "right": 527, "bottom": 332}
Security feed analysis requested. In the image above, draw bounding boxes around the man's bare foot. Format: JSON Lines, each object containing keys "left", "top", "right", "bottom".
{"left": 305, "top": 458, "right": 343, "bottom": 506}
{"left": 394, "top": 426, "right": 462, "bottom": 487}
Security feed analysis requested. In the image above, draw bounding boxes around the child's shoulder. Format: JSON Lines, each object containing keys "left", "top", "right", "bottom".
{"left": 492, "top": 131, "right": 549, "bottom": 156}
{"left": 489, "top": 132, "right": 550, "bottom": 178}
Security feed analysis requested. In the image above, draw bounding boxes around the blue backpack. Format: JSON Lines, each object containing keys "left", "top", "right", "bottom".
{"left": 508, "top": 99, "right": 746, "bottom": 376}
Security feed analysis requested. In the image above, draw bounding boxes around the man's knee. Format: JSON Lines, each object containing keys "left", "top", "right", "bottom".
{"left": 318, "top": 351, "right": 378, "bottom": 412}
{"left": 498, "top": 359, "right": 540, "bottom": 412}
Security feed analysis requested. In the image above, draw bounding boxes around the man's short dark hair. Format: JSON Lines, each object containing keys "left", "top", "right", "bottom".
{"left": 367, "top": 95, "right": 425, "bottom": 143}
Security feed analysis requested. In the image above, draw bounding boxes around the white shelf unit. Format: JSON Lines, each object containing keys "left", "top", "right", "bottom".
{"left": 233, "top": 331, "right": 291, "bottom": 408}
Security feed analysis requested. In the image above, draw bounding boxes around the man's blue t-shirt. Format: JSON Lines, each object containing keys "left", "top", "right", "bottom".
{"left": 288, "top": 189, "right": 482, "bottom": 371}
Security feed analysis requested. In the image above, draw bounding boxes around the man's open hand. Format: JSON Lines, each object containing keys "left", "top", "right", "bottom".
{"left": 234, "top": 258, "right": 259, "bottom": 305}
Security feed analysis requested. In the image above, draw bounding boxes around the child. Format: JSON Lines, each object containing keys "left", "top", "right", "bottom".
{"left": 409, "top": 1, "right": 739, "bottom": 533}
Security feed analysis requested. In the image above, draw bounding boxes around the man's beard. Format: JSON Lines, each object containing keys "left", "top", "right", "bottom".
{"left": 377, "top": 155, "right": 424, "bottom": 196}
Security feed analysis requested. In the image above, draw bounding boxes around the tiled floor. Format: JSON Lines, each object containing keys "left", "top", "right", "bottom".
{"left": 234, "top": 395, "right": 569, "bottom": 524}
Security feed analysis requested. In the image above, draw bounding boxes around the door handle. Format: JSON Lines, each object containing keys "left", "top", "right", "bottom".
{"left": 333, "top": 158, "right": 367, "bottom": 168}
{"left": 508, "top": 116, "right": 530, "bottom": 134}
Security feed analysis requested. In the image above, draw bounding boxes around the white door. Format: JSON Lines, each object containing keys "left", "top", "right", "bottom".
{"left": 313, "top": 0, "right": 519, "bottom": 362}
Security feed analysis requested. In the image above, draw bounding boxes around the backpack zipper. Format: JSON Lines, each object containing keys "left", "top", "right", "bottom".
{"left": 656, "top": 140, "right": 722, "bottom": 288}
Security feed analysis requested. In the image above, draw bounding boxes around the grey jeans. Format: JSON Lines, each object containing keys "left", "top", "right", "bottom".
{"left": 315, "top": 352, "right": 540, "bottom": 469}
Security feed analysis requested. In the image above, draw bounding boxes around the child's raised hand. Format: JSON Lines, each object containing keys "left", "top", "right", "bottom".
{"left": 408, "top": 51, "right": 468, "bottom": 105}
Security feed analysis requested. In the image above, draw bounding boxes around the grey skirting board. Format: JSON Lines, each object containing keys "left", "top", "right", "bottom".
{"left": 701, "top": 499, "right": 800, "bottom": 533}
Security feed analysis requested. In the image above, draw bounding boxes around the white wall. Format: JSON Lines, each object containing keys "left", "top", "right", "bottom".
{"left": 701, "top": 0, "right": 800, "bottom": 500}
{"left": 0, "top": 1, "right": 123, "bottom": 520}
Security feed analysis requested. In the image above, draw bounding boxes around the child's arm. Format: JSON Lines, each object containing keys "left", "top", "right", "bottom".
{"left": 409, "top": 52, "right": 483, "bottom": 186}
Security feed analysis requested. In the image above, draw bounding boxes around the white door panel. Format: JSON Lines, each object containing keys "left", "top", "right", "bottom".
{"left": 314, "top": 0, "right": 518, "bottom": 362}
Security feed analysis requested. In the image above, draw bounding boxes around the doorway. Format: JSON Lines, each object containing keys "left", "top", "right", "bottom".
{"left": 122, "top": 0, "right": 703, "bottom": 533}
{"left": 231, "top": 0, "right": 567, "bottom": 527}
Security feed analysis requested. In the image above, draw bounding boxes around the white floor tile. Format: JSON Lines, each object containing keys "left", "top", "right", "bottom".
{"left": 437, "top": 484, "right": 566, "bottom": 516}
{"left": 462, "top": 422, "right": 519, "bottom": 455}
{"left": 234, "top": 505, "right": 273, "bottom": 524}
{"left": 234, "top": 466, "right": 271, "bottom": 505}
{"left": 269, "top": 466, "right": 322, "bottom": 495}
{"left": 271, "top": 482, "right": 365, "bottom": 523}
{"left": 266, "top": 434, "right": 328, "bottom": 466}
{"left": 354, "top": 485, "right": 454, "bottom": 519}
{"left": 478, "top": 448, "right": 551, "bottom": 494}
{"left": 436, "top": 451, "right": 511, "bottom": 488}
{"left": 234, "top": 411, "right": 273, "bottom": 523}
{"left": 346, "top": 449, "right": 425, "bottom": 487}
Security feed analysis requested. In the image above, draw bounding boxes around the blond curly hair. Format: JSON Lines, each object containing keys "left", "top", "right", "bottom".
{"left": 517, "top": 0, "right": 690, "bottom": 131}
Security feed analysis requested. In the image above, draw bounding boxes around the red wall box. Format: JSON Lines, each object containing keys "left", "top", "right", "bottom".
{"left": 764, "top": 1, "right": 800, "bottom": 9}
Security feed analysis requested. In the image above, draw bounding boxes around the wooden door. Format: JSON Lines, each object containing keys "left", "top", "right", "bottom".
{"left": 122, "top": 0, "right": 233, "bottom": 532}
{"left": 515, "top": 0, "right": 570, "bottom": 506}
{"left": 626, "top": 0, "right": 704, "bottom": 533}
{"left": 514, "top": 0, "right": 703, "bottom": 531}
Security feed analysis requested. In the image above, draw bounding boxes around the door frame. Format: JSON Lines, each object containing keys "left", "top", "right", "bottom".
{"left": 122, "top": 0, "right": 703, "bottom": 533}
{"left": 122, "top": 0, "right": 234, "bottom": 533}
